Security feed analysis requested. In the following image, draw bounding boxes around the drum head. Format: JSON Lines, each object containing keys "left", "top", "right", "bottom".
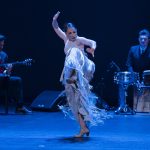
{"left": 143, "top": 70, "right": 150, "bottom": 86}
{"left": 143, "top": 70, "right": 150, "bottom": 75}
{"left": 114, "top": 71, "right": 139, "bottom": 85}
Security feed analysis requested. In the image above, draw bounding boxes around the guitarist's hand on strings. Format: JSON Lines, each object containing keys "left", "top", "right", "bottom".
{"left": 3, "top": 64, "right": 13, "bottom": 75}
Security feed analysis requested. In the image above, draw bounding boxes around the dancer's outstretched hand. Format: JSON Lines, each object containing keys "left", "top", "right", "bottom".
{"left": 53, "top": 11, "right": 60, "bottom": 20}
{"left": 86, "top": 48, "right": 95, "bottom": 57}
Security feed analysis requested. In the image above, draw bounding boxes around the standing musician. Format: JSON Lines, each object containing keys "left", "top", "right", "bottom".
{"left": 115, "top": 29, "right": 150, "bottom": 113}
{"left": 0, "top": 34, "right": 32, "bottom": 114}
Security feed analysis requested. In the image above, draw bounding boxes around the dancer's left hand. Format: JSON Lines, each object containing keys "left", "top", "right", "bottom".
{"left": 86, "top": 48, "right": 95, "bottom": 57}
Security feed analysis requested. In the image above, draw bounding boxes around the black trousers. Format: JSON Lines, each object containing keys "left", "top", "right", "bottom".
{"left": 0, "top": 76, "right": 23, "bottom": 107}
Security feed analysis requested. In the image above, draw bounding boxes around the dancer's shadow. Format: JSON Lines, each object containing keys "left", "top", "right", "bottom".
{"left": 47, "top": 136, "right": 91, "bottom": 143}
{"left": 58, "top": 137, "right": 91, "bottom": 143}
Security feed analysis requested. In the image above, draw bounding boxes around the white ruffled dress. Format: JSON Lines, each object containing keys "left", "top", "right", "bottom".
{"left": 54, "top": 27, "right": 110, "bottom": 126}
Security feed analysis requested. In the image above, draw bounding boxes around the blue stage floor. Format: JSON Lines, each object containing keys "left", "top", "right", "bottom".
{"left": 0, "top": 110, "right": 150, "bottom": 150}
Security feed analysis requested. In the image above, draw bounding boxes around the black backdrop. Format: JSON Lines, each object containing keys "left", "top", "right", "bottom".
{"left": 0, "top": 0, "right": 150, "bottom": 106}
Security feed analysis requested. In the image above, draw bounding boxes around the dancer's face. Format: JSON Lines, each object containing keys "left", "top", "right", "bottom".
{"left": 66, "top": 28, "right": 77, "bottom": 42}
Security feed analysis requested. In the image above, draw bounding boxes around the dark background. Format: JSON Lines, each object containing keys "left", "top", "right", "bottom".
{"left": 0, "top": 0, "right": 150, "bottom": 106}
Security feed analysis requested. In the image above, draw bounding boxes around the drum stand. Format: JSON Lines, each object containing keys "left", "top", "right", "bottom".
{"left": 114, "top": 71, "right": 139, "bottom": 114}
{"left": 120, "top": 84, "right": 136, "bottom": 115}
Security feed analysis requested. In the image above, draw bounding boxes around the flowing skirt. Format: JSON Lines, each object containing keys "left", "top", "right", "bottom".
{"left": 59, "top": 48, "right": 111, "bottom": 126}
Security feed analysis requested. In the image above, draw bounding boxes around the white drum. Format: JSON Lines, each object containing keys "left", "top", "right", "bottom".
{"left": 143, "top": 70, "right": 150, "bottom": 86}
{"left": 114, "top": 71, "right": 139, "bottom": 85}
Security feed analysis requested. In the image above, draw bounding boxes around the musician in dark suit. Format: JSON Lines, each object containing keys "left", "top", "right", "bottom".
{"left": 0, "top": 34, "right": 32, "bottom": 114}
{"left": 115, "top": 29, "right": 150, "bottom": 114}
{"left": 126, "top": 30, "right": 150, "bottom": 76}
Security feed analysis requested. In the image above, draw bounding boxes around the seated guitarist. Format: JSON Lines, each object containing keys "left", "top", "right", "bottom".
{"left": 0, "top": 34, "right": 32, "bottom": 114}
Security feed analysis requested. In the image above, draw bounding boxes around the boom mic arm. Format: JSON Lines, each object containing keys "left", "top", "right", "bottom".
{"left": 111, "top": 61, "right": 121, "bottom": 72}
{"left": 107, "top": 61, "right": 121, "bottom": 72}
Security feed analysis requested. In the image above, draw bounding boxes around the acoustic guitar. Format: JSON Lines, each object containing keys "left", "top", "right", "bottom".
{"left": 0, "top": 58, "right": 33, "bottom": 76}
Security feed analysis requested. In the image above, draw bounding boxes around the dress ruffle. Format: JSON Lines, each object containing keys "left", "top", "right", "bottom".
{"left": 59, "top": 47, "right": 112, "bottom": 126}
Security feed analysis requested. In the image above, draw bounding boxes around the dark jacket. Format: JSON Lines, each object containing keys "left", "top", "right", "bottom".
{"left": 126, "top": 45, "right": 150, "bottom": 75}
{"left": 0, "top": 50, "right": 8, "bottom": 73}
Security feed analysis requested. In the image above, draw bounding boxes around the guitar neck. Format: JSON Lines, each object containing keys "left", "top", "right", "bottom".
{"left": 0, "top": 61, "right": 24, "bottom": 67}
{"left": 0, "top": 58, "right": 33, "bottom": 68}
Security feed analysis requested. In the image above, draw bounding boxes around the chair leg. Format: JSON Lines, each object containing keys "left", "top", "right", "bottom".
{"left": 4, "top": 90, "right": 8, "bottom": 115}
{"left": 0, "top": 76, "right": 9, "bottom": 115}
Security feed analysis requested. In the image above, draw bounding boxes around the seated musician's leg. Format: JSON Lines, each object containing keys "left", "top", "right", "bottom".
{"left": 8, "top": 76, "right": 32, "bottom": 114}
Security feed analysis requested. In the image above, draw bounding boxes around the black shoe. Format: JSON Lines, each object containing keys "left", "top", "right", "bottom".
{"left": 115, "top": 107, "right": 123, "bottom": 114}
{"left": 16, "top": 106, "right": 32, "bottom": 114}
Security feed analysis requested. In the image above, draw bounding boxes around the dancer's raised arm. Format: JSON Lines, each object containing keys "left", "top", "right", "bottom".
{"left": 52, "top": 11, "right": 67, "bottom": 41}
